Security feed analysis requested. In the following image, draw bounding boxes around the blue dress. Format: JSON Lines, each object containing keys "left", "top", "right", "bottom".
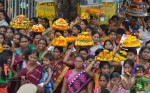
{"left": 39, "top": 66, "right": 54, "bottom": 93}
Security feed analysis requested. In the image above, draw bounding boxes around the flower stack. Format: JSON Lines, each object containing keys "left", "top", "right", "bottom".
{"left": 52, "top": 18, "right": 69, "bottom": 31}
{"left": 113, "top": 50, "right": 127, "bottom": 62}
{"left": 121, "top": 35, "right": 141, "bottom": 48}
{"left": 51, "top": 36, "right": 67, "bottom": 47}
{"left": 30, "top": 24, "right": 45, "bottom": 33}
{"left": 66, "top": 36, "right": 76, "bottom": 43}
{"left": 10, "top": 15, "right": 31, "bottom": 29}
{"left": 81, "top": 13, "right": 90, "bottom": 20}
{"left": 96, "top": 50, "right": 113, "bottom": 61}
{"left": 75, "top": 32, "right": 94, "bottom": 46}
{"left": 86, "top": 7, "right": 105, "bottom": 16}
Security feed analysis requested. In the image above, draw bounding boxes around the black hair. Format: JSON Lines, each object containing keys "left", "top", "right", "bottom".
{"left": 131, "top": 16, "right": 138, "bottom": 21}
{"left": 54, "top": 30, "right": 64, "bottom": 36}
{"left": 116, "top": 28, "right": 125, "bottom": 35}
{"left": 135, "top": 65, "right": 145, "bottom": 73}
{"left": 139, "top": 47, "right": 150, "bottom": 59}
{"left": 126, "top": 49, "right": 137, "bottom": 55}
{"left": 2, "top": 40, "right": 12, "bottom": 47}
{"left": 76, "top": 55, "right": 85, "bottom": 62}
{"left": 43, "top": 53, "right": 53, "bottom": 61}
{"left": 85, "top": 25, "right": 94, "bottom": 32}
{"left": 110, "top": 72, "right": 120, "bottom": 80}
{"left": 99, "top": 74, "right": 110, "bottom": 82}
{"left": 19, "top": 35, "right": 30, "bottom": 41}
{"left": 122, "top": 21, "right": 130, "bottom": 31}
{"left": 72, "top": 24, "right": 82, "bottom": 33}
{"left": 99, "top": 24, "right": 109, "bottom": 35}
{"left": 66, "top": 29, "right": 72, "bottom": 35}
{"left": 6, "top": 27, "right": 15, "bottom": 34}
{"left": 32, "top": 32, "right": 42, "bottom": 39}
{"left": 0, "top": 1, "right": 4, "bottom": 6}
{"left": 95, "top": 48, "right": 104, "bottom": 56}
{"left": 79, "top": 47, "right": 88, "bottom": 54}
{"left": 43, "top": 18, "right": 50, "bottom": 28}
{"left": 144, "top": 16, "right": 150, "bottom": 22}
{"left": 123, "top": 59, "right": 135, "bottom": 68}
{"left": 101, "top": 89, "right": 110, "bottom": 93}
{"left": 148, "top": 7, "right": 150, "bottom": 13}
{"left": 54, "top": 46, "right": 64, "bottom": 53}
{"left": 108, "top": 29, "right": 116, "bottom": 35}
{"left": 0, "top": 25, "right": 7, "bottom": 30}
{"left": 28, "top": 50, "right": 39, "bottom": 59}
{"left": 38, "top": 38, "right": 48, "bottom": 46}
{"left": 111, "top": 15, "right": 119, "bottom": 21}
{"left": 0, "top": 33, "right": 5, "bottom": 40}
{"left": 90, "top": 14, "right": 98, "bottom": 20}
{"left": 99, "top": 61, "right": 111, "bottom": 69}
{"left": 103, "top": 40, "right": 113, "bottom": 49}
{"left": 145, "top": 40, "right": 150, "bottom": 46}
{"left": 0, "top": 10, "right": 5, "bottom": 15}
{"left": 86, "top": 55, "right": 95, "bottom": 60}
{"left": 21, "top": 47, "right": 32, "bottom": 60}
{"left": 30, "top": 17, "right": 38, "bottom": 24}
{"left": 91, "top": 30, "right": 100, "bottom": 37}
{"left": 81, "top": 19, "right": 89, "bottom": 26}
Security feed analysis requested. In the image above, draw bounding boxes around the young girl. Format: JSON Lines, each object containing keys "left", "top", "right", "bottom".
{"left": 12, "top": 33, "right": 22, "bottom": 52}
{"left": 103, "top": 40, "right": 114, "bottom": 50}
{"left": 38, "top": 53, "right": 54, "bottom": 93}
{"left": 108, "top": 72, "right": 124, "bottom": 93}
{"left": 71, "top": 24, "right": 82, "bottom": 35}
{"left": 80, "top": 19, "right": 89, "bottom": 31}
{"left": 109, "top": 30, "right": 117, "bottom": 48}
{"left": 96, "top": 74, "right": 109, "bottom": 93}
{"left": 2, "top": 40, "right": 12, "bottom": 51}
{"left": 121, "top": 59, "right": 135, "bottom": 93}
{"left": 5, "top": 27, "right": 15, "bottom": 41}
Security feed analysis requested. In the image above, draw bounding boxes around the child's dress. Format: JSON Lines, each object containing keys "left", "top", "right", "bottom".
{"left": 39, "top": 66, "right": 54, "bottom": 93}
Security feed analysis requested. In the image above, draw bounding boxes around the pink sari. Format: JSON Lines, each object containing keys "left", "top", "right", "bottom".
{"left": 64, "top": 70, "right": 91, "bottom": 93}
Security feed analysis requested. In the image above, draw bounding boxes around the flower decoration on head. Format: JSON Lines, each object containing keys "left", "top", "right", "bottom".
{"left": 30, "top": 24, "right": 45, "bottom": 33}
{"left": 52, "top": 18, "right": 69, "bottom": 31}
{"left": 51, "top": 36, "right": 67, "bottom": 47}
{"left": 86, "top": 7, "right": 105, "bottom": 16}
{"left": 81, "top": 13, "right": 90, "bottom": 20}
{"left": 10, "top": 15, "right": 31, "bottom": 29}
{"left": 96, "top": 49, "right": 113, "bottom": 61}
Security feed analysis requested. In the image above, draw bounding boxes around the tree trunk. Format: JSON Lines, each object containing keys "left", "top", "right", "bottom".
{"left": 54, "top": 0, "right": 78, "bottom": 21}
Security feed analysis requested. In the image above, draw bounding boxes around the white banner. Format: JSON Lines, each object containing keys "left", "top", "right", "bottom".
{"left": 35, "top": 0, "right": 54, "bottom": 4}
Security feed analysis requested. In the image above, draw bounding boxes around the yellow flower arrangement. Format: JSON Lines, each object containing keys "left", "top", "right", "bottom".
{"left": 52, "top": 18, "right": 69, "bottom": 31}
{"left": 121, "top": 35, "right": 141, "bottom": 47}
{"left": 113, "top": 50, "right": 127, "bottom": 62}
{"left": 10, "top": 15, "right": 31, "bottom": 29}
{"left": 66, "top": 36, "right": 76, "bottom": 42}
{"left": 96, "top": 50, "right": 113, "bottom": 61}
{"left": 51, "top": 36, "right": 67, "bottom": 47}
{"left": 75, "top": 32, "right": 94, "bottom": 46}
{"left": 86, "top": 7, "right": 105, "bottom": 15}
{"left": 81, "top": 13, "right": 90, "bottom": 20}
{"left": 30, "top": 24, "right": 45, "bottom": 32}
{"left": 0, "top": 44, "right": 3, "bottom": 53}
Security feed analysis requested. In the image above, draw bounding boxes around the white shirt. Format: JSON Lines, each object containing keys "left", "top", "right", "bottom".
{"left": 0, "top": 19, "right": 9, "bottom": 26}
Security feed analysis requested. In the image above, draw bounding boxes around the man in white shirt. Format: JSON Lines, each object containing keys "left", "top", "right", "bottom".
{"left": 0, "top": 10, "right": 8, "bottom": 26}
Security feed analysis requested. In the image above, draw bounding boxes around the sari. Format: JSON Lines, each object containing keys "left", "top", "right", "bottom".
{"left": 0, "top": 88, "right": 7, "bottom": 93}
{"left": 20, "top": 65, "right": 43, "bottom": 85}
{"left": 65, "top": 70, "right": 91, "bottom": 93}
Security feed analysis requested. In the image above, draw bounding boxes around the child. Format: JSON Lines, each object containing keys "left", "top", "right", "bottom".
{"left": 131, "top": 65, "right": 150, "bottom": 93}
{"left": 121, "top": 59, "right": 135, "bottom": 93}
{"left": 103, "top": 40, "right": 114, "bottom": 50}
{"left": 96, "top": 74, "right": 109, "bottom": 93}
{"left": 38, "top": 53, "right": 54, "bottom": 93}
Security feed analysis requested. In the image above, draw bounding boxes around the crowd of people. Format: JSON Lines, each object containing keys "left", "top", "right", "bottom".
{"left": 0, "top": 0, "right": 150, "bottom": 93}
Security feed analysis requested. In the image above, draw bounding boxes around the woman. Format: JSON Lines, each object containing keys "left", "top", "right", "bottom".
{"left": 2, "top": 40, "right": 12, "bottom": 51}
{"left": 61, "top": 55, "right": 93, "bottom": 93}
{"left": 138, "top": 47, "right": 150, "bottom": 75}
{"left": 80, "top": 19, "right": 89, "bottom": 31}
{"left": 36, "top": 38, "right": 48, "bottom": 61}
{"left": 12, "top": 33, "right": 22, "bottom": 52}
{"left": 5, "top": 27, "right": 15, "bottom": 41}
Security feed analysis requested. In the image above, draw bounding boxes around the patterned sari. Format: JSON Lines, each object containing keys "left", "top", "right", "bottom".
{"left": 65, "top": 70, "right": 91, "bottom": 93}
{"left": 20, "top": 65, "right": 43, "bottom": 85}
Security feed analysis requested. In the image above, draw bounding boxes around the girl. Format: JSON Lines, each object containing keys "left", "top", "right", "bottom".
{"left": 36, "top": 38, "right": 48, "bottom": 61}
{"left": 61, "top": 55, "right": 93, "bottom": 93}
{"left": 96, "top": 74, "right": 109, "bottom": 93}
{"left": 5, "top": 27, "right": 15, "bottom": 41}
{"left": 138, "top": 47, "right": 150, "bottom": 74}
{"left": 108, "top": 72, "right": 124, "bottom": 93}
{"left": 121, "top": 59, "right": 135, "bottom": 93}
{"left": 85, "top": 26, "right": 94, "bottom": 35}
{"left": 20, "top": 50, "right": 43, "bottom": 85}
{"left": 109, "top": 30, "right": 117, "bottom": 48}
{"left": 12, "top": 33, "right": 22, "bottom": 52}
{"left": 103, "top": 40, "right": 114, "bottom": 50}
{"left": 98, "top": 24, "right": 109, "bottom": 42}
{"left": 0, "top": 52, "right": 12, "bottom": 93}
{"left": 16, "top": 35, "right": 30, "bottom": 56}
{"left": 2, "top": 40, "right": 12, "bottom": 51}
{"left": 80, "top": 19, "right": 89, "bottom": 31}
{"left": 71, "top": 24, "right": 82, "bottom": 35}
{"left": 38, "top": 53, "right": 54, "bottom": 93}
{"left": 30, "top": 32, "right": 42, "bottom": 50}
{"left": 0, "top": 25, "right": 7, "bottom": 34}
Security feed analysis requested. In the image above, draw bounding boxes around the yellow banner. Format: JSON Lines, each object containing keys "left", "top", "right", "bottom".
{"left": 36, "top": 2, "right": 55, "bottom": 25}
{"left": 79, "top": 2, "right": 117, "bottom": 24}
